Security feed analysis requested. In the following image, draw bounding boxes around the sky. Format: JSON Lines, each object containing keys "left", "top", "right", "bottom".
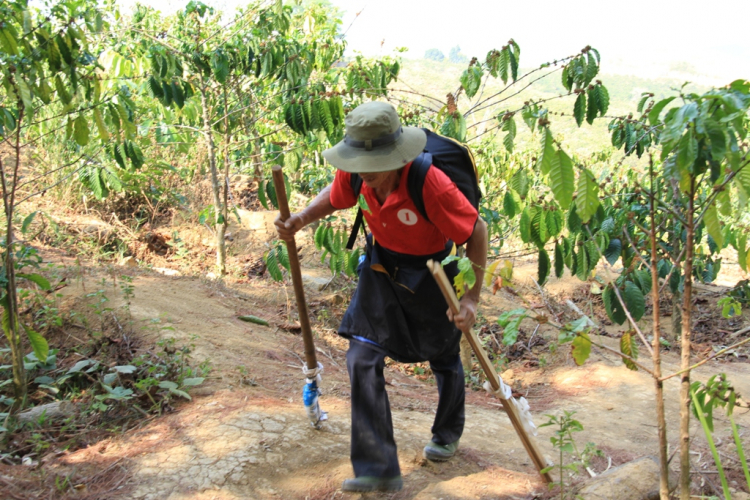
{"left": 116, "top": 0, "right": 750, "bottom": 84}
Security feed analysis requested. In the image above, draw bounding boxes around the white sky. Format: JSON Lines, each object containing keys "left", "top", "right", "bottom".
{"left": 117, "top": 0, "right": 750, "bottom": 83}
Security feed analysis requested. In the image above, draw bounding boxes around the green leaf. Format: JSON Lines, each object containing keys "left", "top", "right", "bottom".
{"left": 171, "top": 82, "right": 185, "bottom": 108}
{"left": 648, "top": 97, "right": 676, "bottom": 126}
{"left": 586, "top": 86, "right": 598, "bottom": 124}
{"left": 67, "top": 359, "right": 95, "bottom": 374}
{"left": 357, "top": 193, "right": 371, "bottom": 214}
{"left": 519, "top": 206, "right": 532, "bottom": 244}
{"left": 538, "top": 128, "right": 557, "bottom": 175}
{"left": 508, "top": 48, "right": 518, "bottom": 81}
{"left": 737, "top": 234, "right": 748, "bottom": 272}
{"left": 546, "top": 210, "right": 562, "bottom": 237}
{"left": 73, "top": 115, "right": 90, "bottom": 146}
{"left": 554, "top": 242, "right": 564, "bottom": 278}
{"left": 93, "top": 108, "right": 110, "bottom": 141}
{"left": 21, "top": 211, "right": 37, "bottom": 235}
{"left": 257, "top": 180, "right": 268, "bottom": 209}
{"left": 277, "top": 243, "right": 290, "bottom": 271}
{"left": 457, "top": 257, "right": 477, "bottom": 291}
{"left": 634, "top": 269, "right": 652, "bottom": 295}
{"left": 511, "top": 168, "right": 529, "bottom": 199}
{"left": 181, "top": 377, "right": 204, "bottom": 387}
{"left": 265, "top": 249, "right": 283, "bottom": 281}
{"left": 620, "top": 332, "right": 639, "bottom": 371}
{"left": 571, "top": 332, "right": 591, "bottom": 366}
{"left": 597, "top": 84, "right": 610, "bottom": 116}
{"left": 567, "top": 204, "right": 582, "bottom": 233}
{"left": 538, "top": 248, "right": 550, "bottom": 286}
{"left": 314, "top": 223, "right": 326, "bottom": 250}
{"left": 498, "top": 47, "right": 509, "bottom": 83}
{"left": 0, "top": 26, "right": 19, "bottom": 55}
{"left": 266, "top": 179, "right": 278, "bottom": 209}
{"left": 574, "top": 92, "right": 586, "bottom": 127}
{"left": 623, "top": 281, "right": 645, "bottom": 322}
{"left": 637, "top": 94, "right": 650, "bottom": 114}
{"left": 604, "top": 238, "right": 622, "bottom": 265}
{"left": 574, "top": 169, "right": 600, "bottom": 223}
{"left": 624, "top": 122, "right": 636, "bottom": 154}
{"left": 531, "top": 208, "right": 548, "bottom": 248}
{"left": 603, "top": 285, "right": 627, "bottom": 325}
{"left": 460, "top": 66, "right": 483, "bottom": 98}
{"left": 25, "top": 326, "right": 49, "bottom": 364}
{"left": 676, "top": 132, "right": 698, "bottom": 173}
{"left": 502, "top": 116, "right": 516, "bottom": 153}
{"left": 17, "top": 273, "right": 51, "bottom": 290}
{"left": 549, "top": 149, "right": 574, "bottom": 209}
{"left": 16, "top": 78, "right": 34, "bottom": 112}
{"left": 585, "top": 51, "right": 598, "bottom": 84}
{"left": 211, "top": 50, "right": 229, "bottom": 84}
{"left": 561, "top": 64, "right": 572, "bottom": 91}
{"left": 575, "top": 243, "right": 589, "bottom": 281}
{"left": 347, "top": 249, "right": 361, "bottom": 277}
{"left": 56, "top": 33, "right": 73, "bottom": 65}
{"left": 703, "top": 202, "right": 724, "bottom": 249}
{"left": 440, "top": 112, "right": 467, "bottom": 142}
{"left": 503, "top": 190, "right": 517, "bottom": 218}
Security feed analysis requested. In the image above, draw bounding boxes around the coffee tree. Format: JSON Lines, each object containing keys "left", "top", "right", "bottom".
{"left": 0, "top": 0, "right": 138, "bottom": 406}
{"left": 403, "top": 41, "right": 748, "bottom": 499}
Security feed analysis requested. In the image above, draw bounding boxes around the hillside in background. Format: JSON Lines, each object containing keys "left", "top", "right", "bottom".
{"left": 392, "top": 58, "right": 712, "bottom": 158}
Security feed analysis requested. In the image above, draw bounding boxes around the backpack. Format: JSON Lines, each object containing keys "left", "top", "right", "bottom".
{"left": 345, "top": 128, "right": 482, "bottom": 249}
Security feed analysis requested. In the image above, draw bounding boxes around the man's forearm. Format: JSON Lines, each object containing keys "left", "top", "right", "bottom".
{"left": 464, "top": 217, "right": 488, "bottom": 303}
{"left": 298, "top": 185, "right": 337, "bottom": 226}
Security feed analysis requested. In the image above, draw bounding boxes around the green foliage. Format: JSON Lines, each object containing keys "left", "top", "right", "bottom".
{"left": 314, "top": 223, "right": 361, "bottom": 278}
{"left": 496, "top": 308, "right": 528, "bottom": 345}
{"left": 540, "top": 410, "right": 601, "bottom": 499}
{"left": 619, "top": 331, "right": 639, "bottom": 371}
{"left": 571, "top": 332, "right": 591, "bottom": 366}
{"left": 690, "top": 375, "right": 746, "bottom": 499}
{"left": 264, "top": 241, "right": 290, "bottom": 282}
{"left": 441, "top": 255, "right": 477, "bottom": 300}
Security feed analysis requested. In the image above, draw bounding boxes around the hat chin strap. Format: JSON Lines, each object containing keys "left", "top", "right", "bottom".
{"left": 344, "top": 127, "right": 403, "bottom": 151}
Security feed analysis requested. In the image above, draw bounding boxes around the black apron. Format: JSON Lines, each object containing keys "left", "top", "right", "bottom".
{"left": 338, "top": 235, "right": 462, "bottom": 363}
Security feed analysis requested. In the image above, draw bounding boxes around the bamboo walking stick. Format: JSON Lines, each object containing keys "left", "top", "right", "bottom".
{"left": 272, "top": 165, "right": 327, "bottom": 427}
{"left": 426, "top": 259, "right": 553, "bottom": 484}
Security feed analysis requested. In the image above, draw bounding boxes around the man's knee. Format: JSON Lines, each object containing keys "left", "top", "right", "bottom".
{"left": 347, "top": 340, "right": 385, "bottom": 374}
{"left": 429, "top": 352, "right": 462, "bottom": 374}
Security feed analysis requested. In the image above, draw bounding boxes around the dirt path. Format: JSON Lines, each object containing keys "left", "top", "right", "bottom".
{"left": 46, "top": 262, "right": 750, "bottom": 500}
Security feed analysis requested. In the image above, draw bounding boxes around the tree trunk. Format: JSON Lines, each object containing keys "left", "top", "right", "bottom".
{"left": 679, "top": 182, "right": 696, "bottom": 499}
{"left": 0, "top": 103, "right": 26, "bottom": 408}
{"left": 649, "top": 160, "right": 670, "bottom": 499}
{"left": 671, "top": 294, "right": 682, "bottom": 342}
{"left": 201, "top": 83, "right": 226, "bottom": 275}
{"left": 222, "top": 87, "right": 231, "bottom": 247}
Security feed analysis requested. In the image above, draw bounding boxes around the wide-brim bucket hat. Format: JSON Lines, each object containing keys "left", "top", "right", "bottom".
{"left": 322, "top": 101, "right": 426, "bottom": 173}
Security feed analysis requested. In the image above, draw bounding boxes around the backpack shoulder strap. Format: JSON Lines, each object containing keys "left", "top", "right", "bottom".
{"left": 350, "top": 173, "right": 363, "bottom": 196}
{"left": 407, "top": 152, "right": 432, "bottom": 221}
{"left": 346, "top": 174, "right": 366, "bottom": 250}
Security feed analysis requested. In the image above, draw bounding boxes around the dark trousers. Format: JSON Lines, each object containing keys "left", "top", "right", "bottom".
{"left": 346, "top": 339, "right": 465, "bottom": 478}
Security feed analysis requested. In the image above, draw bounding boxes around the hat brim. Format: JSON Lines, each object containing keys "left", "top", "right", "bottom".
{"left": 322, "top": 127, "right": 427, "bottom": 173}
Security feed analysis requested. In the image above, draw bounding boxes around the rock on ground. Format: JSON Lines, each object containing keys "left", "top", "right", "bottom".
{"left": 575, "top": 456, "right": 666, "bottom": 500}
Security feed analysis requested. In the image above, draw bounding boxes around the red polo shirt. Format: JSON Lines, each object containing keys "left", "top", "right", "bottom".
{"left": 330, "top": 163, "right": 478, "bottom": 255}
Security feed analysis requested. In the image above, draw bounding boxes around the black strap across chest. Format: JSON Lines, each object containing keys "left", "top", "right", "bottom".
{"left": 345, "top": 152, "right": 433, "bottom": 250}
